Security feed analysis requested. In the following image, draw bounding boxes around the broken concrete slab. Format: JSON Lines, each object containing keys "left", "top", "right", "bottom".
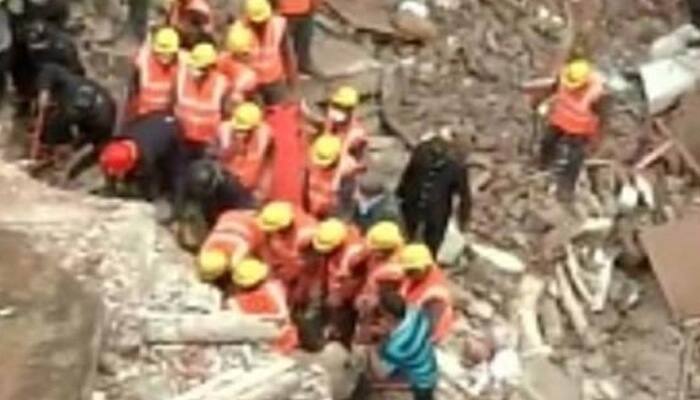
{"left": 326, "top": 0, "right": 397, "bottom": 36}
{"left": 0, "top": 229, "right": 103, "bottom": 400}
{"left": 521, "top": 357, "right": 583, "bottom": 400}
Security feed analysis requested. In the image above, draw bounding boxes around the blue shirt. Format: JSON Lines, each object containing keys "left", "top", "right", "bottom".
{"left": 379, "top": 307, "right": 438, "bottom": 389}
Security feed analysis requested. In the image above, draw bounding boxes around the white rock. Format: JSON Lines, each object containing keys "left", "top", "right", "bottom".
{"left": 489, "top": 349, "right": 522, "bottom": 386}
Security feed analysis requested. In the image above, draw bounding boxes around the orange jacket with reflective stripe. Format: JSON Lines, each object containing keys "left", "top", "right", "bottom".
{"left": 219, "top": 124, "right": 273, "bottom": 191}
{"left": 304, "top": 156, "right": 360, "bottom": 218}
{"left": 548, "top": 74, "right": 604, "bottom": 137}
{"left": 227, "top": 279, "right": 298, "bottom": 353}
{"left": 401, "top": 265, "right": 454, "bottom": 343}
{"left": 261, "top": 208, "right": 317, "bottom": 284}
{"left": 168, "top": 0, "right": 214, "bottom": 33}
{"left": 324, "top": 230, "right": 369, "bottom": 305}
{"left": 217, "top": 54, "right": 258, "bottom": 97}
{"left": 133, "top": 46, "right": 178, "bottom": 116}
{"left": 277, "top": 0, "right": 316, "bottom": 15}
{"left": 200, "top": 210, "right": 262, "bottom": 265}
{"left": 174, "top": 65, "right": 228, "bottom": 143}
{"left": 354, "top": 249, "right": 404, "bottom": 312}
{"left": 245, "top": 17, "right": 287, "bottom": 84}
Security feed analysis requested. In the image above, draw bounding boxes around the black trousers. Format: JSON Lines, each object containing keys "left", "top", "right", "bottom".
{"left": 540, "top": 126, "right": 587, "bottom": 201}
{"left": 403, "top": 209, "right": 449, "bottom": 258}
{"left": 286, "top": 13, "right": 314, "bottom": 73}
{"left": 412, "top": 387, "right": 435, "bottom": 400}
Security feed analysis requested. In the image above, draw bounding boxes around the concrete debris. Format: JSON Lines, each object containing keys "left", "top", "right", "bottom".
{"left": 469, "top": 241, "right": 527, "bottom": 274}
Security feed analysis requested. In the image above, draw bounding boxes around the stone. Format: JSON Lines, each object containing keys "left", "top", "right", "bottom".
{"left": 521, "top": 357, "right": 583, "bottom": 400}
{"left": 467, "top": 299, "right": 496, "bottom": 321}
{"left": 309, "top": 35, "right": 382, "bottom": 95}
{"left": 0, "top": 230, "right": 103, "bottom": 400}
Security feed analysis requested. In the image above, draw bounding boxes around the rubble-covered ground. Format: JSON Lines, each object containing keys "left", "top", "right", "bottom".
{"left": 2, "top": 0, "right": 700, "bottom": 400}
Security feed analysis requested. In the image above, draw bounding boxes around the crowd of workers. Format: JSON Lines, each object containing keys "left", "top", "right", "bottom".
{"left": 0, "top": 0, "right": 613, "bottom": 399}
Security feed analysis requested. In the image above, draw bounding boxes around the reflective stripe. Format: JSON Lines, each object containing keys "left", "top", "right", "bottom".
{"left": 246, "top": 17, "right": 286, "bottom": 84}
{"left": 222, "top": 125, "right": 272, "bottom": 189}
{"left": 174, "top": 64, "right": 228, "bottom": 142}
{"left": 135, "top": 46, "right": 178, "bottom": 114}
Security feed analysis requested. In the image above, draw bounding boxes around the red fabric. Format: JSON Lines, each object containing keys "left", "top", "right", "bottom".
{"left": 266, "top": 102, "right": 304, "bottom": 206}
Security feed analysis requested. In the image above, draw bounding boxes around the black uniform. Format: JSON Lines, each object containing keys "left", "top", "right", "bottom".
{"left": 37, "top": 63, "right": 115, "bottom": 148}
{"left": 11, "top": 15, "right": 81, "bottom": 110}
{"left": 396, "top": 136, "right": 471, "bottom": 256}
{"left": 179, "top": 158, "right": 256, "bottom": 227}
{"left": 107, "top": 112, "right": 181, "bottom": 200}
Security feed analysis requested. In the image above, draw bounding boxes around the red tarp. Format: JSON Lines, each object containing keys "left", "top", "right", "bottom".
{"left": 266, "top": 102, "right": 305, "bottom": 206}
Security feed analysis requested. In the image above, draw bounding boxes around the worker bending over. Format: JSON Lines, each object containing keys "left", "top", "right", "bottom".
{"left": 218, "top": 23, "right": 258, "bottom": 103}
{"left": 311, "top": 218, "right": 367, "bottom": 346}
{"left": 239, "top": 0, "right": 296, "bottom": 105}
{"left": 130, "top": 27, "right": 181, "bottom": 118}
{"left": 541, "top": 59, "right": 605, "bottom": 202}
{"left": 256, "top": 201, "right": 317, "bottom": 307}
{"left": 217, "top": 102, "right": 273, "bottom": 199}
{"left": 398, "top": 243, "right": 454, "bottom": 343}
{"left": 323, "top": 86, "right": 368, "bottom": 164}
{"left": 198, "top": 209, "right": 262, "bottom": 287}
{"left": 354, "top": 221, "right": 406, "bottom": 343}
{"left": 226, "top": 258, "right": 298, "bottom": 353}
{"left": 304, "top": 134, "right": 361, "bottom": 218}
{"left": 99, "top": 112, "right": 180, "bottom": 201}
{"left": 36, "top": 63, "right": 115, "bottom": 162}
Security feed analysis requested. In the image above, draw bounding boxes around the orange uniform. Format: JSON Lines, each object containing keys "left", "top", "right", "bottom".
{"left": 132, "top": 45, "right": 179, "bottom": 116}
{"left": 244, "top": 17, "right": 287, "bottom": 85}
{"left": 226, "top": 279, "right": 299, "bottom": 353}
{"left": 323, "top": 228, "right": 369, "bottom": 307}
{"left": 200, "top": 210, "right": 263, "bottom": 265}
{"left": 260, "top": 208, "right": 317, "bottom": 296}
{"left": 304, "top": 156, "right": 361, "bottom": 218}
{"left": 548, "top": 73, "right": 604, "bottom": 137}
{"left": 174, "top": 65, "right": 228, "bottom": 143}
{"left": 217, "top": 54, "right": 258, "bottom": 100}
{"left": 401, "top": 265, "right": 454, "bottom": 343}
{"left": 218, "top": 123, "right": 273, "bottom": 195}
{"left": 277, "top": 0, "right": 316, "bottom": 15}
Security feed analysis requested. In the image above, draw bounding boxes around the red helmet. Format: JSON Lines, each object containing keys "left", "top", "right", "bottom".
{"left": 99, "top": 140, "right": 139, "bottom": 178}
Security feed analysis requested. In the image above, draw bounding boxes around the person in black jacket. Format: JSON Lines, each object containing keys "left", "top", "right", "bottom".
{"left": 396, "top": 131, "right": 471, "bottom": 257}
{"left": 99, "top": 112, "right": 181, "bottom": 201}
{"left": 688, "top": 0, "right": 700, "bottom": 29}
{"left": 36, "top": 63, "right": 115, "bottom": 158}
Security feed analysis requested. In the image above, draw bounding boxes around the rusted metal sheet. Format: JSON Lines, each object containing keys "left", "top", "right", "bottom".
{"left": 326, "top": 0, "right": 396, "bottom": 35}
{"left": 640, "top": 211, "right": 700, "bottom": 320}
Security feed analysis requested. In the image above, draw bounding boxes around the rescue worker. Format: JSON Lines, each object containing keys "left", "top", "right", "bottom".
{"left": 99, "top": 112, "right": 181, "bottom": 201}
{"left": 165, "top": 0, "right": 215, "bottom": 49}
{"left": 256, "top": 201, "right": 317, "bottom": 307}
{"left": 217, "top": 102, "right": 273, "bottom": 198}
{"left": 130, "top": 27, "right": 181, "bottom": 118}
{"left": 173, "top": 42, "right": 229, "bottom": 149}
{"left": 323, "top": 86, "right": 368, "bottom": 163}
{"left": 354, "top": 220, "right": 406, "bottom": 343}
{"left": 304, "top": 133, "right": 361, "bottom": 218}
{"left": 179, "top": 158, "right": 256, "bottom": 227}
{"left": 218, "top": 23, "right": 258, "bottom": 103}
{"left": 398, "top": 243, "right": 454, "bottom": 343}
{"left": 273, "top": 0, "right": 321, "bottom": 75}
{"left": 240, "top": 0, "right": 296, "bottom": 105}
{"left": 197, "top": 209, "right": 262, "bottom": 286}
{"left": 311, "top": 218, "right": 368, "bottom": 346}
{"left": 226, "top": 258, "right": 298, "bottom": 353}
{"left": 14, "top": 19, "right": 84, "bottom": 115}
{"left": 36, "top": 63, "right": 116, "bottom": 161}
{"left": 396, "top": 129, "right": 471, "bottom": 257}
{"left": 541, "top": 59, "right": 605, "bottom": 202}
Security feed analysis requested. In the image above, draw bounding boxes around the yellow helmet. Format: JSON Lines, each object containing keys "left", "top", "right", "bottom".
{"left": 189, "top": 43, "right": 217, "bottom": 69}
{"left": 310, "top": 134, "right": 342, "bottom": 168}
{"left": 399, "top": 243, "right": 433, "bottom": 273}
{"left": 257, "top": 201, "right": 294, "bottom": 232}
{"left": 197, "top": 248, "right": 229, "bottom": 281}
{"left": 313, "top": 218, "right": 348, "bottom": 253}
{"left": 366, "top": 221, "right": 404, "bottom": 251}
{"left": 152, "top": 27, "right": 180, "bottom": 54}
{"left": 226, "top": 23, "right": 254, "bottom": 55}
{"left": 231, "top": 102, "right": 263, "bottom": 131}
{"left": 245, "top": 0, "right": 272, "bottom": 23}
{"left": 331, "top": 86, "right": 359, "bottom": 109}
{"left": 561, "top": 59, "right": 592, "bottom": 90}
{"left": 232, "top": 257, "right": 269, "bottom": 288}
